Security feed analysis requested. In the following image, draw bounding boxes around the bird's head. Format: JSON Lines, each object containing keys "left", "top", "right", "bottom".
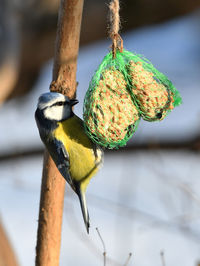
{"left": 37, "top": 92, "right": 78, "bottom": 121}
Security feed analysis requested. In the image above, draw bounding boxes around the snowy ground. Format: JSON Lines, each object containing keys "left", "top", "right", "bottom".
{"left": 1, "top": 9, "right": 200, "bottom": 266}
{"left": 1, "top": 151, "right": 200, "bottom": 266}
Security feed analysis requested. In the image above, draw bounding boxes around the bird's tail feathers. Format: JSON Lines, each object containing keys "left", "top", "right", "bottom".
{"left": 76, "top": 185, "right": 90, "bottom": 234}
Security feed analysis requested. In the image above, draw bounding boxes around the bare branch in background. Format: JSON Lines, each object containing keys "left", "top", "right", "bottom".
{"left": 96, "top": 227, "right": 107, "bottom": 266}
{"left": 160, "top": 251, "right": 166, "bottom": 266}
{"left": 123, "top": 252, "right": 132, "bottom": 266}
{"left": 0, "top": 219, "right": 19, "bottom": 266}
{"left": 1, "top": 135, "right": 200, "bottom": 163}
{"left": 0, "top": 0, "right": 19, "bottom": 104}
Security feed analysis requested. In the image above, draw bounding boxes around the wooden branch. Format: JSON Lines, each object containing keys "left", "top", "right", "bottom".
{"left": 0, "top": 219, "right": 19, "bottom": 266}
{"left": 35, "top": 0, "right": 84, "bottom": 265}
{"left": 35, "top": 151, "right": 66, "bottom": 266}
{"left": 51, "top": 0, "right": 84, "bottom": 98}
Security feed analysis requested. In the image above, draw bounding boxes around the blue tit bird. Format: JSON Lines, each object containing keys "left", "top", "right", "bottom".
{"left": 35, "top": 92, "right": 103, "bottom": 233}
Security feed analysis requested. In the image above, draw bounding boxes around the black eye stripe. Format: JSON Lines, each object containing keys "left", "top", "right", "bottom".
{"left": 52, "top": 101, "right": 68, "bottom": 107}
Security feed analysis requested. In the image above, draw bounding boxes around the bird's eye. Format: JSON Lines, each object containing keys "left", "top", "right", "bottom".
{"left": 57, "top": 101, "right": 64, "bottom": 106}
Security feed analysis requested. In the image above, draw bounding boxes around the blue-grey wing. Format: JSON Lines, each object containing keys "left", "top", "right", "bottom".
{"left": 49, "top": 139, "right": 73, "bottom": 186}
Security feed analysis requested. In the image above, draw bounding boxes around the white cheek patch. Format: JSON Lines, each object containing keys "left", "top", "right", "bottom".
{"left": 44, "top": 106, "right": 65, "bottom": 121}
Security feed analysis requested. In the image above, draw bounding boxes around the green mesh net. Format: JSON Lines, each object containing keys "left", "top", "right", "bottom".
{"left": 123, "top": 50, "right": 182, "bottom": 121}
{"left": 83, "top": 49, "right": 182, "bottom": 149}
{"left": 83, "top": 51, "right": 140, "bottom": 149}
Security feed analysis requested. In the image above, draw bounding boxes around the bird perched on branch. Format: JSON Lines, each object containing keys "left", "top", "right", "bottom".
{"left": 35, "top": 92, "right": 103, "bottom": 233}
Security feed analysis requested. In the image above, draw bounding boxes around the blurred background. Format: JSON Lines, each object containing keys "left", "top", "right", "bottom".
{"left": 0, "top": 0, "right": 200, "bottom": 265}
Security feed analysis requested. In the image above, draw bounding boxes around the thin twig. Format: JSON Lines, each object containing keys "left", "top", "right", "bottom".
{"left": 96, "top": 228, "right": 107, "bottom": 266}
{"left": 160, "top": 250, "right": 166, "bottom": 266}
{"left": 123, "top": 252, "right": 132, "bottom": 266}
{"left": 178, "top": 182, "right": 200, "bottom": 207}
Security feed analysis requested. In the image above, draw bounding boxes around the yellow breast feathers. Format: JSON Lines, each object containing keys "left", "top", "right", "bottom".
{"left": 53, "top": 115, "right": 101, "bottom": 189}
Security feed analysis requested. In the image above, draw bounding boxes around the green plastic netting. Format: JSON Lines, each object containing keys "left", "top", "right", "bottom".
{"left": 83, "top": 49, "right": 182, "bottom": 149}
{"left": 123, "top": 50, "right": 182, "bottom": 121}
{"left": 83, "top": 51, "right": 140, "bottom": 149}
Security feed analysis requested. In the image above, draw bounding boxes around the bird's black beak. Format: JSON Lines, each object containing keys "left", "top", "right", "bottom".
{"left": 70, "top": 99, "right": 79, "bottom": 106}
